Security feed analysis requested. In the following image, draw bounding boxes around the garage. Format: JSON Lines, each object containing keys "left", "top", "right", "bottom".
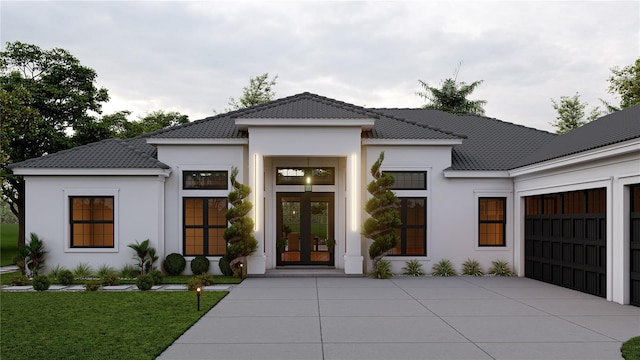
{"left": 524, "top": 188, "right": 606, "bottom": 297}
{"left": 631, "top": 185, "right": 640, "bottom": 306}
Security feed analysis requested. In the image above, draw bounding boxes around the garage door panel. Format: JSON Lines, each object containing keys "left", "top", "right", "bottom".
{"left": 525, "top": 189, "right": 606, "bottom": 298}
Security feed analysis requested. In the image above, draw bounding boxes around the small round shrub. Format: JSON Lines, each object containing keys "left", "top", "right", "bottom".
{"left": 136, "top": 274, "right": 154, "bottom": 291}
{"left": 10, "top": 274, "right": 30, "bottom": 286}
{"left": 163, "top": 253, "right": 186, "bottom": 276}
{"left": 84, "top": 280, "right": 101, "bottom": 291}
{"left": 149, "top": 269, "right": 164, "bottom": 285}
{"left": 219, "top": 256, "right": 233, "bottom": 276}
{"left": 32, "top": 275, "right": 50, "bottom": 291}
{"left": 58, "top": 269, "right": 75, "bottom": 285}
{"left": 100, "top": 274, "right": 120, "bottom": 286}
{"left": 190, "top": 255, "right": 210, "bottom": 275}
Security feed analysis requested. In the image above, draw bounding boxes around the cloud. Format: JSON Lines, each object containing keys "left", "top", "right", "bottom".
{"left": 1, "top": 0, "right": 638, "bottom": 132}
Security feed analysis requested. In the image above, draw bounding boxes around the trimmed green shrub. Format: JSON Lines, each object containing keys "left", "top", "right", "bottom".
{"left": 432, "top": 259, "right": 457, "bottom": 276}
{"left": 163, "top": 253, "right": 186, "bottom": 276}
{"left": 84, "top": 280, "right": 101, "bottom": 291}
{"left": 218, "top": 256, "right": 233, "bottom": 276}
{"left": 32, "top": 275, "right": 50, "bottom": 291}
{"left": 149, "top": 269, "right": 164, "bottom": 285}
{"left": 136, "top": 274, "right": 154, "bottom": 291}
{"left": 622, "top": 336, "right": 640, "bottom": 360}
{"left": 489, "top": 259, "right": 514, "bottom": 276}
{"left": 190, "top": 255, "right": 210, "bottom": 275}
{"left": 58, "top": 269, "right": 74, "bottom": 285}
{"left": 186, "top": 274, "right": 215, "bottom": 291}
{"left": 370, "top": 259, "right": 393, "bottom": 279}
{"left": 11, "top": 274, "right": 30, "bottom": 286}
{"left": 461, "top": 258, "right": 484, "bottom": 276}
{"left": 402, "top": 259, "right": 426, "bottom": 276}
{"left": 100, "top": 274, "right": 120, "bottom": 286}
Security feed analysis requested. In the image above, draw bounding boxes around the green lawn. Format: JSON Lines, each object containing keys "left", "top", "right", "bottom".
{"left": 0, "top": 223, "right": 18, "bottom": 266}
{"left": 1, "top": 291, "right": 226, "bottom": 360}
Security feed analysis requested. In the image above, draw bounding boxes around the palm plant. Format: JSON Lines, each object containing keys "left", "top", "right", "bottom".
{"left": 461, "top": 258, "right": 484, "bottom": 276}
{"left": 402, "top": 259, "right": 426, "bottom": 276}
{"left": 432, "top": 259, "right": 457, "bottom": 276}
{"left": 127, "top": 239, "right": 157, "bottom": 275}
{"left": 21, "top": 233, "right": 47, "bottom": 276}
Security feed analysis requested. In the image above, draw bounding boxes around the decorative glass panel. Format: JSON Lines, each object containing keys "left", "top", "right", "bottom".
{"left": 183, "top": 171, "right": 228, "bottom": 190}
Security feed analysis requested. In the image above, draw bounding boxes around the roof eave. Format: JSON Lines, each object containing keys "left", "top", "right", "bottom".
{"left": 147, "top": 138, "right": 249, "bottom": 145}
{"left": 12, "top": 168, "right": 172, "bottom": 177}
{"left": 509, "top": 138, "right": 640, "bottom": 177}
{"left": 234, "top": 118, "right": 376, "bottom": 130}
{"left": 362, "top": 138, "right": 463, "bottom": 146}
{"left": 443, "top": 170, "right": 511, "bottom": 178}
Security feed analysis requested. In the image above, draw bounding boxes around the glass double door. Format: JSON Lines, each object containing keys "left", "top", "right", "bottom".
{"left": 277, "top": 192, "right": 334, "bottom": 266}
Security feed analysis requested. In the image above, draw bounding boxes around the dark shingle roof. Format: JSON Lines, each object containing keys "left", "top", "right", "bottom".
{"left": 230, "top": 92, "right": 378, "bottom": 119}
{"left": 374, "top": 109, "right": 557, "bottom": 171}
{"left": 9, "top": 138, "right": 169, "bottom": 169}
{"left": 151, "top": 114, "right": 245, "bottom": 139}
{"left": 513, "top": 104, "right": 640, "bottom": 168}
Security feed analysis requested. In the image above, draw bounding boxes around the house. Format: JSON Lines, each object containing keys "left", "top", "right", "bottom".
{"left": 9, "top": 92, "right": 640, "bottom": 305}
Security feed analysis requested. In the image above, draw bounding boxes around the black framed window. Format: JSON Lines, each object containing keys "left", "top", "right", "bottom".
{"left": 276, "top": 167, "right": 335, "bottom": 185}
{"left": 183, "top": 198, "right": 227, "bottom": 256}
{"left": 389, "top": 198, "right": 426, "bottom": 256}
{"left": 183, "top": 171, "right": 228, "bottom": 190}
{"left": 70, "top": 196, "right": 114, "bottom": 248}
{"left": 385, "top": 171, "right": 427, "bottom": 190}
{"left": 479, "top": 197, "right": 506, "bottom": 247}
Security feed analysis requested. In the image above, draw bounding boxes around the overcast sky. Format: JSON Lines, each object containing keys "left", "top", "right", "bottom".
{"left": 2, "top": 1, "right": 638, "bottom": 132}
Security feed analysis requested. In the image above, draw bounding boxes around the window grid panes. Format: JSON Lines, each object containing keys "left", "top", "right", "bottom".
{"left": 276, "top": 167, "right": 335, "bottom": 185}
{"left": 390, "top": 198, "right": 426, "bottom": 256}
{"left": 183, "top": 198, "right": 227, "bottom": 256}
{"left": 479, "top": 197, "right": 506, "bottom": 247}
{"left": 70, "top": 196, "right": 114, "bottom": 248}
{"left": 183, "top": 171, "right": 228, "bottom": 190}
{"left": 385, "top": 171, "right": 427, "bottom": 190}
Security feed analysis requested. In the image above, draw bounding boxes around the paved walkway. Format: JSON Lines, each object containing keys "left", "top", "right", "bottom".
{"left": 158, "top": 276, "right": 639, "bottom": 360}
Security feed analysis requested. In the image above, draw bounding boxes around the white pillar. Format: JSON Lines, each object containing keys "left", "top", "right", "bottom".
{"left": 247, "top": 152, "right": 266, "bottom": 274}
{"left": 344, "top": 152, "right": 363, "bottom": 274}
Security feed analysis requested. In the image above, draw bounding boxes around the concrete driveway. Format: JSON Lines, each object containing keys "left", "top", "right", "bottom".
{"left": 158, "top": 276, "right": 639, "bottom": 360}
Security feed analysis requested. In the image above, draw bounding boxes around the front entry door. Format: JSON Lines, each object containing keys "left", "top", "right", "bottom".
{"left": 277, "top": 192, "right": 334, "bottom": 266}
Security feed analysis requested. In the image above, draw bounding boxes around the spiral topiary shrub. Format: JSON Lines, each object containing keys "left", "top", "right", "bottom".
{"left": 32, "top": 275, "right": 50, "bottom": 291}
{"left": 190, "top": 255, "right": 210, "bottom": 275}
{"left": 363, "top": 152, "right": 401, "bottom": 276}
{"left": 163, "top": 253, "right": 186, "bottom": 276}
{"left": 223, "top": 167, "right": 258, "bottom": 278}
{"left": 136, "top": 274, "right": 154, "bottom": 291}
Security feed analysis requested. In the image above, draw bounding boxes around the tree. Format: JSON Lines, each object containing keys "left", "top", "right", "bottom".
{"left": 550, "top": 92, "right": 600, "bottom": 134}
{"left": 606, "top": 57, "right": 640, "bottom": 110}
{"left": 227, "top": 72, "right": 277, "bottom": 110}
{"left": 362, "top": 152, "right": 401, "bottom": 278}
{"left": 223, "top": 167, "right": 258, "bottom": 278}
{"left": 1, "top": 41, "right": 109, "bottom": 246}
{"left": 417, "top": 65, "right": 487, "bottom": 115}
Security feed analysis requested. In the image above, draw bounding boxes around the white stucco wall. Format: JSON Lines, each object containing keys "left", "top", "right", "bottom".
{"left": 22, "top": 175, "right": 165, "bottom": 273}
{"left": 157, "top": 144, "right": 245, "bottom": 275}
{"left": 364, "top": 145, "right": 515, "bottom": 275}
{"left": 513, "top": 149, "right": 640, "bottom": 304}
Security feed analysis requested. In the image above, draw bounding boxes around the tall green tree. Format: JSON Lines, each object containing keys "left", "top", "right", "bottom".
{"left": 363, "top": 152, "right": 401, "bottom": 278}
{"left": 223, "top": 167, "right": 258, "bottom": 278}
{"left": 417, "top": 65, "right": 487, "bottom": 115}
{"left": 227, "top": 72, "right": 277, "bottom": 110}
{"left": 1, "top": 41, "right": 109, "bottom": 245}
{"left": 606, "top": 57, "right": 640, "bottom": 110}
{"left": 550, "top": 92, "right": 600, "bottom": 134}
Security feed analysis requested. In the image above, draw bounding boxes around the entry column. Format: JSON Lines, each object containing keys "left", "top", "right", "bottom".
{"left": 344, "top": 152, "right": 363, "bottom": 274}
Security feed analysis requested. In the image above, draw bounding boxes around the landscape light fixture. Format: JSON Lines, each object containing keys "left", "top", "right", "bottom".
{"left": 239, "top": 262, "right": 245, "bottom": 279}
{"left": 196, "top": 287, "right": 201, "bottom": 311}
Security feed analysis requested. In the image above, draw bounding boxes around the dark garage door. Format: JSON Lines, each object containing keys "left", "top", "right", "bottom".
{"left": 631, "top": 185, "right": 640, "bottom": 306}
{"left": 525, "top": 188, "right": 606, "bottom": 297}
